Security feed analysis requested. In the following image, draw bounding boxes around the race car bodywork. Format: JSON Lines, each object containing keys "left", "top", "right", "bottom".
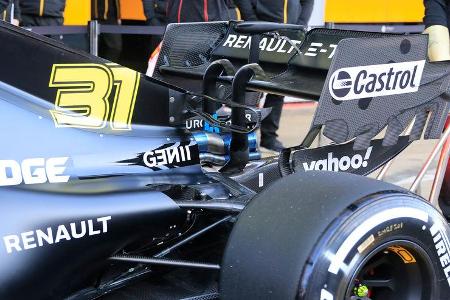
{"left": 0, "top": 20, "right": 450, "bottom": 299}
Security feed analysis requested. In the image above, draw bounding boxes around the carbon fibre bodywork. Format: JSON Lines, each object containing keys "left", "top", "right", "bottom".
{"left": 0, "top": 19, "right": 449, "bottom": 300}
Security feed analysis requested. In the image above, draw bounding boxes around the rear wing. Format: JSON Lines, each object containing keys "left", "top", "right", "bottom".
{"left": 155, "top": 22, "right": 449, "bottom": 147}
{"left": 155, "top": 21, "right": 450, "bottom": 176}
{"left": 154, "top": 21, "right": 389, "bottom": 99}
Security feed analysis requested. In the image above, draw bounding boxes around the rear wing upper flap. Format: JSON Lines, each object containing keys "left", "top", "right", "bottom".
{"left": 154, "top": 22, "right": 390, "bottom": 98}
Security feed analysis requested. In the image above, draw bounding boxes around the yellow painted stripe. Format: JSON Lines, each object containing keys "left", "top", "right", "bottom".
{"left": 104, "top": 0, "right": 108, "bottom": 20}
{"left": 2, "top": 11, "right": 6, "bottom": 21}
{"left": 235, "top": 8, "right": 241, "bottom": 21}
{"left": 39, "top": 0, "right": 45, "bottom": 16}
{"left": 283, "top": 0, "right": 288, "bottom": 23}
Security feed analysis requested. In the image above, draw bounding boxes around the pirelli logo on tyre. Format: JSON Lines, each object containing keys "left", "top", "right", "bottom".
{"left": 329, "top": 60, "right": 425, "bottom": 101}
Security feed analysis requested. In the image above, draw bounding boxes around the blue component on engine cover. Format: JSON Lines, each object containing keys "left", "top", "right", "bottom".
{"left": 204, "top": 114, "right": 221, "bottom": 134}
{"left": 193, "top": 132, "right": 260, "bottom": 165}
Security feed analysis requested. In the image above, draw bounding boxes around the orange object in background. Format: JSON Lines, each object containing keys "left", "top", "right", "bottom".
{"left": 64, "top": 0, "right": 90, "bottom": 25}
{"left": 325, "top": 0, "right": 425, "bottom": 23}
{"left": 63, "top": 0, "right": 147, "bottom": 25}
{"left": 120, "top": 0, "right": 146, "bottom": 21}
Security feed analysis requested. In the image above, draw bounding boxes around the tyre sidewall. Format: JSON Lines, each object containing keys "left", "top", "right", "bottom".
{"left": 301, "top": 193, "right": 450, "bottom": 300}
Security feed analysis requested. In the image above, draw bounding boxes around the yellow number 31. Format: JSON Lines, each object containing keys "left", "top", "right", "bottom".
{"left": 49, "top": 63, "right": 140, "bottom": 131}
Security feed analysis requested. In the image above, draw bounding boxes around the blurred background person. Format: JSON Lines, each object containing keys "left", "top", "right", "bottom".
{"left": 235, "top": 0, "right": 313, "bottom": 25}
{"left": 0, "top": 0, "right": 7, "bottom": 12}
{"left": 235, "top": 0, "right": 314, "bottom": 152}
{"left": 19, "top": 0, "right": 66, "bottom": 26}
{"left": 227, "top": 0, "right": 242, "bottom": 21}
{"left": 1, "top": 0, "right": 20, "bottom": 25}
{"left": 143, "top": 0, "right": 239, "bottom": 26}
{"left": 142, "top": 0, "right": 166, "bottom": 68}
{"left": 92, "top": 0, "right": 122, "bottom": 63}
{"left": 142, "top": 0, "right": 167, "bottom": 26}
{"left": 166, "top": 0, "right": 233, "bottom": 23}
{"left": 423, "top": 0, "right": 450, "bottom": 61}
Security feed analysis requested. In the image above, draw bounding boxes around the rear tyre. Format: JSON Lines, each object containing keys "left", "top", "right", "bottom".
{"left": 220, "top": 171, "right": 450, "bottom": 299}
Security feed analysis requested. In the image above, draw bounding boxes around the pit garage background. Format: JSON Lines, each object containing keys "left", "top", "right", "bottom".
{"left": 55, "top": 0, "right": 425, "bottom": 73}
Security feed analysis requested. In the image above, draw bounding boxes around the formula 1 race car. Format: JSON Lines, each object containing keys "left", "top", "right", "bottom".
{"left": 1, "top": 20, "right": 450, "bottom": 300}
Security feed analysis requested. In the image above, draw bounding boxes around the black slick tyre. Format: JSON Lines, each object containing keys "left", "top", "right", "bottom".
{"left": 220, "top": 171, "right": 450, "bottom": 299}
